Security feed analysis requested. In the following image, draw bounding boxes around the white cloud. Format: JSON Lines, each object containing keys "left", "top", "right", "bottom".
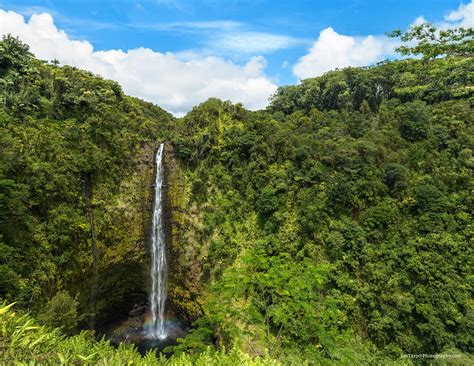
{"left": 412, "top": 16, "right": 428, "bottom": 26}
{"left": 411, "top": 1, "right": 473, "bottom": 30}
{"left": 292, "top": 27, "right": 390, "bottom": 79}
{"left": 155, "top": 0, "right": 191, "bottom": 13}
{"left": 209, "top": 31, "right": 303, "bottom": 54}
{"left": 0, "top": 9, "right": 277, "bottom": 115}
{"left": 443, "top": 1, "right": 473, "bottom": 29}
{"left": 140, "top": 20, "right": 304, "bottom": 55}
{"left": 292, "top": 1, "right": 473, "bottom": 80}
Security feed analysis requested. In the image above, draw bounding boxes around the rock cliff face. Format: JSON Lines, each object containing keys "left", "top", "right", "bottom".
{"left": 163, "top": 143, "right": 205, "bottom": 323}
{"left": 95, "top": 142, "right": 204, "bottom": 326}
{"left": 92, "top": 143, "right": 157, "bottom": 324}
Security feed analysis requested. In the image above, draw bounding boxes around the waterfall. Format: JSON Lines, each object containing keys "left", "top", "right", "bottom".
{"left": 148, "top": 143, "right": 168, "bottom": 339}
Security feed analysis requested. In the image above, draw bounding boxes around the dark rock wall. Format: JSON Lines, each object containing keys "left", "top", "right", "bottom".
{"left": 92, "top": 143, "right": 156, "bottom": 324}
{"left": 94, "top": 141, "right": 204, "bottom": 326}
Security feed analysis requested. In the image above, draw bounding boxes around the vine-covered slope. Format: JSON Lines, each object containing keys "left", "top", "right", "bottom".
{"left": 0, "top": 27, "right": 473, "bottom": 365}
{"left": 167, "top": 55, "right": 473, "bottom": 362}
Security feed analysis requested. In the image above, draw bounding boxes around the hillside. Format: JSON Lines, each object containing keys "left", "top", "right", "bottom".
{"left": 0, "top": 35, "right": 175, "bottom": 327}
{"left": 0, "top": 26, "right": 473, "bottom": 365}
{"left": 167, "top": 55, "right": 473, "bottom": 363}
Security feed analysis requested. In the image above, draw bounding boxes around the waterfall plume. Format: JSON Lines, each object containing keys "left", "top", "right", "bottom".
{"left": 148, "top": 143, "right": 168, "bottom": 339}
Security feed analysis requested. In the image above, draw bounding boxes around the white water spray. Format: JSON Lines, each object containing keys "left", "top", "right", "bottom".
{"left": 148, "top": 143, "right": 168, "bottom": 339}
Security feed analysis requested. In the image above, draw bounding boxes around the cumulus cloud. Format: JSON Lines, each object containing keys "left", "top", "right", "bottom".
{"left": 443, "top": 0, "right": 473, "bottom": 29}
{"left": 0, "top": 9, "right": 277, "bottom": 115}
{"left": 292, "top": 1, "right": 473, "bottom": 80}
{"left": 411, "top": 1, "right": 473, "bottom": 29}
{"left": 292, "top": 27, "right": 391, "bottom": 79}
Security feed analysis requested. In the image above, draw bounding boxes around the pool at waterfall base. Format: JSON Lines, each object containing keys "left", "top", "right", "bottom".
{"left": 98, "top": 143, "right": 190, "bottom": 356}
{"left": 98, "top": 307, "right": 189, "bottom": 355}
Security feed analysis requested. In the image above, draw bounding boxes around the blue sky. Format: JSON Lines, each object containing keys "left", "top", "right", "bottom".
{"left": 0, "top": 0, "right": 472, "bottom": 114}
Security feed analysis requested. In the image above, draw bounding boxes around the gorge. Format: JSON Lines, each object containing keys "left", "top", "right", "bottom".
{"left": 0, "top": 28, "right": 472, "bottom": 365}
{"left": 98, "top": 142, "right": 189, "bottom": 355}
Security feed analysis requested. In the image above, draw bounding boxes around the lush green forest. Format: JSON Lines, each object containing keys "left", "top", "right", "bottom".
{"left": 1, "top": 24, "right": 473, "bottom": 365}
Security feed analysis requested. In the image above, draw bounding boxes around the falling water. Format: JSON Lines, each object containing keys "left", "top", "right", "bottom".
{"left": 148, "top": 143, "right": 168, "bottom": 339}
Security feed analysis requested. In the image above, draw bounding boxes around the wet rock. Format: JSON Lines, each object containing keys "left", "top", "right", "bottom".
{"left": 130, "top": 303, "right": 147, "bottom": 318}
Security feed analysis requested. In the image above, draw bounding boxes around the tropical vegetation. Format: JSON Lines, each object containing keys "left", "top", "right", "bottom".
{"left": 0, "top": 23, "right": 472, "bottom": 364}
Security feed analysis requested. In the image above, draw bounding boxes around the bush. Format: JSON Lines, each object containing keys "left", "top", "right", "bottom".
{"left": 39, "top": 291, "right": 79, "bottom": 334}
{"left": 0, "top": 302, "right": 278, "bottom": 365}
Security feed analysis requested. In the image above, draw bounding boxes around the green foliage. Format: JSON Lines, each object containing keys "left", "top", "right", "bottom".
{"left": 165, "top": 317, "right": 216, "bottom": 355}
{"left": 397, "top": 101, "right": 430, "bottom": 141}
{"left": 170, "top": 34, "right": 473, "bottom": 363}
{"left": 1, "top": 29, "right": 473, "bottom": 365}
{"left": 39, "top": 291, "right": 79, "bottom": 334}
{"left": 0, "top": 34, "right": 175, "bottom": 322}
{"left": 383, "top": 163, "right": 408, "bottom": 194}
{"left": 413, "top": 184, "right": 448, "bottom": 213}
{"left": 269, "top": 54, "right": 473, "bottom": 113}
{"left": 387, "top": 23, "right": 474, "bottom": 59}
{"left": 0, "top": 303, "right": 277, "bottom": 365}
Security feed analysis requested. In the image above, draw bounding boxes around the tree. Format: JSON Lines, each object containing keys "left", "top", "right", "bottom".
{"left": 388, "top": 23, "right": 474, "bottom": 59}
{"left": 397, "top": 101, "right": 429, "bottom": 141}
{"left": 0, "top": 34, "right": 33, "bottom": 73}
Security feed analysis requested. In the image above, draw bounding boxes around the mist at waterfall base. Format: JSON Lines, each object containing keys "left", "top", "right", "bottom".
{"left": 138, "top": 312, "right": 188, "bottom": 353}
{"left": 98, "top": 311, "right": 188, "bottom": 356}
{"left": 97, "top": 143, "right": 188, "bottom": 355}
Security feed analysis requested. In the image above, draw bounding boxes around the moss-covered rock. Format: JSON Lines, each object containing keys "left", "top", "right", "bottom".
{"left": 163, "top": 143, "right": 206, "bottom": 323}
{"left": 91, "top": 143, "right": 157, "bottom": 323}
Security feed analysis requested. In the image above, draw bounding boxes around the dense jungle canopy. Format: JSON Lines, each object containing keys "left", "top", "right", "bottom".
{"left": 0, "top": 24, "right": 473, "bottom": 365}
